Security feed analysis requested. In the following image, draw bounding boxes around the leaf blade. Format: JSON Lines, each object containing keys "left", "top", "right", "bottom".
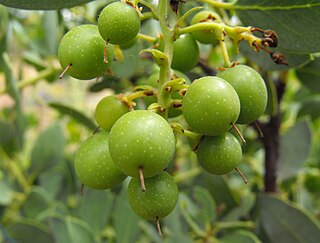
{"left": 0, "top": 0, "right": 95, "bottom": 10}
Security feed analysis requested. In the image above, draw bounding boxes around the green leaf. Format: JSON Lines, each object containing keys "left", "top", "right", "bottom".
{"left": 138, "top": 221, "right": 162, "bottom": 243}
{"left": 239, "top": 42, "right": 311, "bottom": 71}
{"left": 48, "top": 103, "right": 96, "bottom": 130}
{"left": 21, "top": 186, "right": 51, "bottom": 218}
{"left": 42, "top": 11, "right": 59, "bottom": 55}
{"left": 0, "top": 0, "right": 95, "bottom": 10}
{"left": 296, "top": 57, "right": 320, "bottom": 93}
{"left": 279, "top": 120, "right": 312, "bottom": 181}
{"left": 0, "top": 180, "right": 13, "bottom": 206}
{"left": 199, "top": 172, "right": 239, "bottom": 213}
{"left": 30, "top": 124, "right": 65, "bottom": 176}
{"left": 78, "top": 189, "right": 114, "bottom": 234}
{"left": 113, "top": 187, "right": 140, "bottom": 242}
{"left": 191, "top": 186, "right": 216, "bottom": 226}
{"left": 1, "top": 53, "right": 26, "bottom": 153}
{"left": 0, "top": 121, "right": 19, "bottom": 157}
{"left": 38, "top": 166, "right": 64, "bottom": 200}
{"left": 298, "top": 95, "right": 320, "bottom": 120}
{"left": 222, "top": 194, "right": 255, "bottom": 222}
{"left": 256, "top": 194, "right": 320, "bottom": 243}
{"left": 7, "top": 219, "right": 54, "bottom": 243}
{"left": 236, "top": 0, "right": 320, "bottom": 54}
{"left": 0, "top": 223, "right": 16, "bottom": 243}
{"left": 49, "top": 215, "right": 96, "bottom": 243}
{"left": 220, "top": 230, "right": 261, "bottom": 243}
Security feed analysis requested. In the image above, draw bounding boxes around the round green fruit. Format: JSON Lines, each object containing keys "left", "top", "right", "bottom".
{"left": 197, "top": 133, "right": 242, "bottom": 175}
{"left": 74, "top": 131, "right": 127, "bottom": 189}
{"left": 171, "top": 34, "right": 199, "bottom": 72}
{"left": 217, "top": 65, "right": 268, "bottom": 124}
{"left": 95, "top": 95, "right": 130, "bottom": 131}
{"left": 182, "top": 76, "right": 240, "bottom": 136}
{"left": 109, "top": 110, "right": 176, "bottom": 178}
{"left": 98, "top": 1, "right": 140, "bottom": 45}
{"left": 128, "top": 171, "right": 179, "bottom": 220}
{"left": 58, "top": 24, "right": 114, "bottom": 80}
{"left": 191, "top": 10, "right": 222, "bottom": 44}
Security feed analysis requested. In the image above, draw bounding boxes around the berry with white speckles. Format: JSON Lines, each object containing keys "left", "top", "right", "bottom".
{"left": 217, "top": 65, "right": 268, "bottom": 124}
{"left": 74, "top": 131, "right": 127, "bottom": 189}
{"left": 128, "top": 171, "right": 178, "bottom": 220}
{"left": 58, "top": 24, "right": 114, "bottom": 80}
{"left": 197, "top": 132, "right": 242, "bottom": 175}
{"left": 95, "top": 95, "right": 130, "bottom": 131}
{"left": 109, "top": 110, "right": 176, "bottom": 178}
{"left": 182, "top": 76, "right": 240, "bottom": 136}
{"left": 98, "top": 1, "right": 140, "bottom": 45}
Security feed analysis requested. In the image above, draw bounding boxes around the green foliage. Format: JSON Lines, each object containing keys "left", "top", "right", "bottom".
{"left": 255, "top": 194, "right": 320, "bottom": 243}
{"left": 0, "top": 0, "right": 95, "bottom": 10}
{"left": 236, "top": 0, "right": 320, "bottom": 69}
{"left": 279, "top": 120, "right": 312, "bottom": 181}
{"left": 0, "top": 0, "right": 320, "bottom": 242}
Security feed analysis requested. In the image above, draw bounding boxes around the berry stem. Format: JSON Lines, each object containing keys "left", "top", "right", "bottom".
{"left": 253, "top": 121, "right": 264, "bottom": 138}
{"left": 231, "top": 122, "right": 246, "bottom": 144}
{"left": 156, "top": 217, "right": 163, "bottom": 237}
{"left": 104, "top": 40, "right": 109, "bottom": 64}
{"left": 139, "top": 166, "right": 146, "bottom": 192}
{"left": 219, "top": 39, "right": 231, "bottom": 67}
{"left": 59, "top": 64, "right": 72, "bottom": 79}
{"left": 235, "top": 167, "right": 248, "bottom": 184}
{"left": 201, "top": 0, "right": 235, "bottom": 10}
{"left": 137, "top": 33, "right": 157, "bottom": 43}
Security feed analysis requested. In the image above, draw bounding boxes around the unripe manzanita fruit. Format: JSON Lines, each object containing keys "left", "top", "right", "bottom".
{"left": 217, "top": 65, "right": 268, "bottom": 124}
{"left": 98, "top": 1, "right": 140, "bottom": 45}
{"left": 197, "top": 132, "right": 242, "bottom": 175}
{"left": 74, "top": 131, "right": 127, "bottom": 189}
{"left": 58, "top": 24, "right": 114, "bottom": 80}
{"left": 182, "top": 76, "right": 240, "bottom": 136}
{"left": 109, "top": 110, "right": 176, "bottom": 178}
{"left": 128, "top": 171, "right": 179, "bottom": 220}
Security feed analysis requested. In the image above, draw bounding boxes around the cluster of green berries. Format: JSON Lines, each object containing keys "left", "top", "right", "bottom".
{"left": 57, "top": 1, "right": 268, "bottom": 233}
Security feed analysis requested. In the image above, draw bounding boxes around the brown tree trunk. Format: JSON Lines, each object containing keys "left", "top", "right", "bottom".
{"left": 257, "top": 73, "right": 287, "bottom": 192}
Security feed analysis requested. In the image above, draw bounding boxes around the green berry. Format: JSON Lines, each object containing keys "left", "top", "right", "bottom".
{"left": 191, "top": 10, "right": 222, "bottom": 44}
{"left": 94, "top": 95, "right": 130, "bottom": 131}
{"left": 182, "top": 76, "right": 240, "bottom": 136}
{"left": 74, "top": 131, "right": 127, "bottom": 189}
{"left": 98, "top": 2, "right": 140, "bottom": 45}
{"left": 109, "top": 110, "right": 176, "bottom": 178}
{"left": 217, "top": 65, "right": 268, "bottom": 124}
{"left": 171, "top": 34, "right": 199, "bottom": 72}
{"left": 128, "top": 171, "right": 179, "bottom": 220}
{"left": 58, "top": 24, "right": 113, "bottom": 80}
{"left": 197, "top": 133, "right": 242, "bottom": 175}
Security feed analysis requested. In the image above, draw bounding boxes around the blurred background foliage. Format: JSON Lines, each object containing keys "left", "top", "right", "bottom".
{"left": 0, "top": 0, "right": 320, "bottom": 242}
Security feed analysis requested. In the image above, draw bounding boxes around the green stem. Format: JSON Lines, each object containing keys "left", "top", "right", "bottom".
{"left": 137, "top": 33, "right": 157, "bottom": 43}
{"left": 1, "top": 151, "right": 30, "bottom": 192}
{"left": 139, "top": 0, "right": 158, "bottom": 19}
{"left": 157, "top": 0, "right": 174, "bottom": 118}
{"left": 180, "top": 203, "right": 207, "bottom": 238}
{"left": 0, "top": 67, "right": 59, "bottom": 95}
{"left": 219, "top": 39, "right": 231, "bottom": 67}
{"left": 201, "top": 0, "right": 235, "bottom": 10}
{"left": 174, "top": 167, "right": 202, "bottom": 184}
{"left": 212, "top": 221, "right": 256, "bottom": 234}
{"left": 176, "top": 22, "right": 262, "bottom": 47}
